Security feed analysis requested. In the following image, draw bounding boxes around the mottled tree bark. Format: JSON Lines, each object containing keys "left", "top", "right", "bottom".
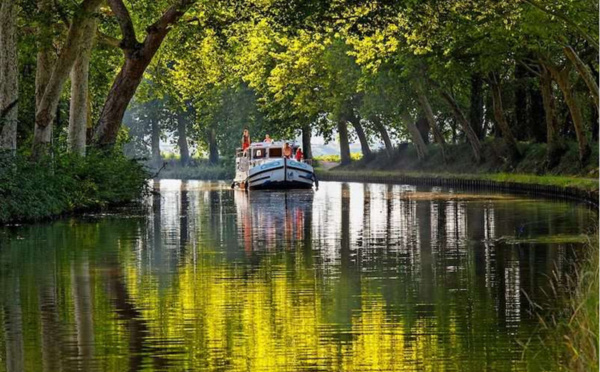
{"left": 489, "top": 79, "right": 521, "bottom": 161}
{"left": 92, "top": 0, "right": 197, "bottom": 147}
{"left": 416, "top": 116, "right": 430, "bottom": 144}
{"left": 68, "top": 18, "right": 97, "bottom": 155}
{"left": 563, "top": 45, "right": 599, "bottom": 111}
{"left": 372, "top": 116, "right": 393, "bottom": 157}
{"left": 440, "top": 91, "right": 483, "bottom": 162}
{"left": 548, "top": 64, "right": 591, "bottom": 164}
{"left": 177, "top": 112, "right": 190, "bottom": 166}
{"left": 348, "top": 114, "right": 372, "bottom": 159}
{"left": 416, "top": 88, "right": 447, "bottom": 163}
{"left": 337, "top": 120, "right": 351, "bottom": 165}
{"left": 0, "top": 0, "right": 19, "bottom": 151}
{"left": 32, "top": 0, "right": 56, "bottom": 155}
{"left": 401, "top": 113, "right": 428, "bottom": 160}
{"left": 33, "top": 0, "right": 104, "bottom": 158}
{"left": 301, "top": 124, "right": 312, "bottom": 160}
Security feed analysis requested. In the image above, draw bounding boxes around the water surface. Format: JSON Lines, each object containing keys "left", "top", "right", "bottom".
{"left": 0, "top": 180, "right": 595, "bottom": 371}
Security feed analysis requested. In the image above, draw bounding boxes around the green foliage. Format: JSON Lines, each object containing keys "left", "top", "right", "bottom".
{"left": 0, "top": 150, "right": 149, "bottom": 223}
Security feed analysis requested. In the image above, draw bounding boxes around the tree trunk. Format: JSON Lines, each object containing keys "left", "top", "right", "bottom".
{"left": 401, "top": 113, "right": 428, "bottom": 160}
{"left": 32, "top": 0, "right": 104, "bottom": 158}
{"left": 337, "top": 120, "right": 351, "bottom": 165}
{"left": 32, "top": 0, "right": 56, "bottom": 156}
{"left": 92, "top": 0, "right": 197, "bottom": 147}
{"left": 416, "top": 88, "right": 447, "bottom": 163}
{"left": 490, "top": 79, "right": 521, "bottom": 161}
{"left": 563, "top": 45, "right": 599, "bottom": 111}
{"left": 514, "top": 64, "right": 528, "bottom": 140}
{"left": 151, "top": 118, "right": 160, "bottom": 165}
{"left": 416, "top": 116, "right": 430, "bottom": 144}
{"left": 301, "top": 124, "right": 312, "bottom": 160}
{"left": 177, "top": 111, "right": 189, "bottom": 166}
{"left": 469, "top": 73, "right": 484, "bottom": 139}
{"left": 539, "top": 68, "right": 564, "bottom": 168}
{"left": 68, "top": 18, "right": 97, "bottom": 156}
{"left": 0, "top": 0, "right": 18, "bottom": 152}
{"left": 208, "top": 127, "right": 219, "bottom": 165}
{"left": 372, "top": 116, "right": 393, "bottom": 157}
{"left": 528, "top": 82, "right": 546, "bottom": 143}
{"left": 548, "top": 64, "right": 591, "bottom": 164}
{"left": 348, "top": 116, "right": 372, "bottom": 159}
{"left": 440, "top": 91, "right": 483, "bottom": 162}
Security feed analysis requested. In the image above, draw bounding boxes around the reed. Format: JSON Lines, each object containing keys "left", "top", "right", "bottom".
{"left": 524, "top": 232, "right": 599, "bottom": 371}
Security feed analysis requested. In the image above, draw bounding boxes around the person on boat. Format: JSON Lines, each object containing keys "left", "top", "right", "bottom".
{"left": 283, "top": 142, "right": 293, "bottom": 158}
{"left": 295, "top": 147, "right": 303, "bottom": 161}
{"left": 264, "top": 134, "right": 272, "bottom": 143}
{"left": 241, "top": 129, "right": 251, "bottom": 152}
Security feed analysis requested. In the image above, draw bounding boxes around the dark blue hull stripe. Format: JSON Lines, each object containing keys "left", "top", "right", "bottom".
{"left": 248, "top": 166, "right": 284, "bottom": 180}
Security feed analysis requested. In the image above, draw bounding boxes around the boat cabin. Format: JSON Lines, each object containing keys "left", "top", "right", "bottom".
{"left": 235, "top": 142, "right": 306, "bottom": 172}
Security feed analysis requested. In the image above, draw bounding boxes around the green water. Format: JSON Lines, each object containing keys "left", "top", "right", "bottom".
{"left": 0, "top": 180, "right": 596, "bottom": 371}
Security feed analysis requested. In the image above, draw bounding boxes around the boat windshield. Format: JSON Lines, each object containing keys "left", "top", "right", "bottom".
{"left": 269, "top": 147, "right": 282, "bottom": 158}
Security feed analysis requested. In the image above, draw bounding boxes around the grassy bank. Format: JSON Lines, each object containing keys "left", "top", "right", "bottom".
{"left": 0, "top": 151, "right": 149, "bottom": 224}
{"left": 530, "top": 233, "right": 599, "bottom": 371}
{"left": 316, "top": 141, "right": 599, "bottom": 198}
{"left": 331, "top": 140, "right": 598, "bottom": 178}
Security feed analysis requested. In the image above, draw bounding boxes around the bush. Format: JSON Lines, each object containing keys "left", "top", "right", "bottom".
{"left": 0, "top": 150, "right": 149, "bottom": 223}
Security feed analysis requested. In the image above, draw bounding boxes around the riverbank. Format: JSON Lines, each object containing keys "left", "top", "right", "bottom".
{"left": 316, "top": 141, "right": 599, "bottom": 205}
{"left": 0, "top": 151, "right": 149, "bottom": 224}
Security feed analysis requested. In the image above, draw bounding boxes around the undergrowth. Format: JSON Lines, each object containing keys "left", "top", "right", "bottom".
{"left": 0, "top": 150, "right": 149, "bottom": 223}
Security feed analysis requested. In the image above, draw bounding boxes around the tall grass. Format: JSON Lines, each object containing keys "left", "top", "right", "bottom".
{"left": 525, "top": 233, "right": 599, "bottom": 371}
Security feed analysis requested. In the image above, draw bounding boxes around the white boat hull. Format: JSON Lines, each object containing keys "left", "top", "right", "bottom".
{"left": 236, "top": 158, "right": 315, "bottom": 190}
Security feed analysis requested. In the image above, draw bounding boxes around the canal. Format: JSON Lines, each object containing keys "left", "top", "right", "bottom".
{"left": 0, "top": 180, "right": 596, "bottom": 371}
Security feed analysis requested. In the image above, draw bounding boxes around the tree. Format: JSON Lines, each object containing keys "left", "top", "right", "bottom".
{"left": 92, "top": 0, "right": 198, "bottom": 147}
{"left": 33, "top": 0, "right": 104, "bottom": 158}
{"left": 68, "top": 17, "right": 97, "bottom": 155}
{"left": 0, "top": 0, "right": 19, "bottom": 151}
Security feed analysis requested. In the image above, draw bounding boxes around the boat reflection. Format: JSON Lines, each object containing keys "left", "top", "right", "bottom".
{"left": 235, "top": 189, "right": 314, "bottom": 254}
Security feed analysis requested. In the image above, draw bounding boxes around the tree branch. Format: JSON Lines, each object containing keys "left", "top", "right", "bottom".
{"left": 107, "top": 0, "right": 140, "bottom": 51}
{"left": 141, "top": 0, "right": 197, "bottom": 58}
{"left": 517, "top": 59, "right": 542, "bottom": 77}
{"left": 523, "top": 0, "right": 599, "bottom": 51}
{"left": 96, "top": 31, "right": 121, "bottom": 48}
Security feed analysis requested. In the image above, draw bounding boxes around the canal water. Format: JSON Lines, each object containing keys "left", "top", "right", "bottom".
{"left": 0, "top": 180, "right": 596, "bottom": 371}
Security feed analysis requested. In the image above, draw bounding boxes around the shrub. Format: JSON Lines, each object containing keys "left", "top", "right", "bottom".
{"left": 0, "top": 150, "right": 149, "bottom": 223}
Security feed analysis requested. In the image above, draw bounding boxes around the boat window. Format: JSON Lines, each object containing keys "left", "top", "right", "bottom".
{"left": 269, "top": 148, "right": 282, "bottom": 158}
{"left": 253, "top": 149, "right": 265, "bottom": 159}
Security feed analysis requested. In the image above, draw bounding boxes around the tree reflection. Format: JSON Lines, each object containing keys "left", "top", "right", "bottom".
{"left": 0, "top": 182, "right": 594, "bottom": 371}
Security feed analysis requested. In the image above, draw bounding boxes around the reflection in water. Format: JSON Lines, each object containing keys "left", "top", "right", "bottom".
{"left": 0, "top": 180, "right": 595, "bottom": 371}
